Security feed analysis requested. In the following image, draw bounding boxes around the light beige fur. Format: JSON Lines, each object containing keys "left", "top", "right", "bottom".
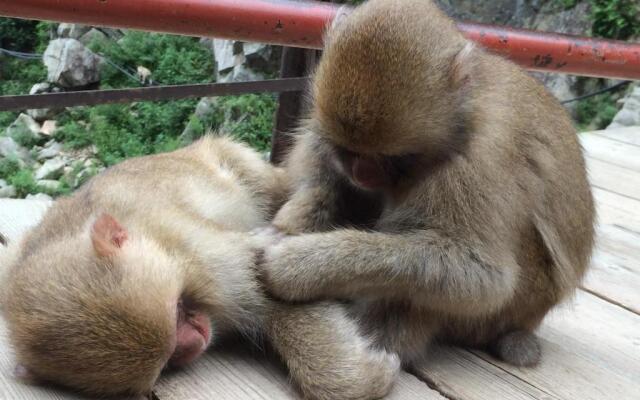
{"left": 0, "top": 136, "right": 399, "bottom": 399}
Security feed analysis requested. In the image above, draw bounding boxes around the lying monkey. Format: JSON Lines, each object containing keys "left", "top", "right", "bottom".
{"left": 0, "top": 136, "right": 399, "bottom": 399}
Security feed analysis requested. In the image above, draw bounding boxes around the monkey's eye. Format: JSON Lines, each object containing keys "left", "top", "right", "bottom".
{"left": 389, "top": 154, "right": 420, "bottom": 175}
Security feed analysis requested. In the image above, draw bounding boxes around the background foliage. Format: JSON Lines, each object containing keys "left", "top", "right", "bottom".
{"left": 0, "top": 21, "right": 276, "bottom": 196}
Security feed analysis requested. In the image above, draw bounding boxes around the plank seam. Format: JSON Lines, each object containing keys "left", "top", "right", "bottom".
{"left": 580, "top": 286, "right": 640, "bottom": 316}
{"left": 467, "top": 350, "right": 561, "bottom": 400}
{"left": 591, "top": 131, "right": 640, "bottom": 149}
{"left": 591, "top": 183, "right": 640, "bottom": 203}
{"left": 610, "top": 223, "right": 640, "bottom": 236}
{"left": 586, "top": 156, "right": 640, "bottom": 175}
{"left": 406, "top": 367, "right": 460, "bottom": 400}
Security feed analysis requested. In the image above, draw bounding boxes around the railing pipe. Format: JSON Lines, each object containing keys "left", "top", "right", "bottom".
{"left": 0, "top": 0, "right": 639, "bottom": 80}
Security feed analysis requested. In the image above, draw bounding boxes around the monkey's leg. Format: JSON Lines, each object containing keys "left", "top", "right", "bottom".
{"left": 489, "top": 330, "right": 541, "bottom": 366}
{"left": 262, "top": 229, "right": 518, "bottom": 317}
{"left": 267, "top": 302, "right": 400, "bottom": 400}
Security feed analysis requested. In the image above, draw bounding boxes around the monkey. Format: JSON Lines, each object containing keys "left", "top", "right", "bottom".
{"left": 0, "top": 135, "right": 399, "bottom": 399}
{"left": 260, "top": 0, "right": 595, "bottom": 368}
{"left": 136, "top": 65, "right": 153, "bottom": 85}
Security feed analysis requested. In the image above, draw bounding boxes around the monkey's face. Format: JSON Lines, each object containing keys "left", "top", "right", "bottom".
{"left": 3, "top": 213, "right": 214, "bottom": 396}
{"left": 168, "top": 297, "right": 212, "bottom": 367}
{"left": 312, "top": 0, "right": 472, "bottom": 183}
{"left": 332, "top": 144, "right": 422, "bottom": 191}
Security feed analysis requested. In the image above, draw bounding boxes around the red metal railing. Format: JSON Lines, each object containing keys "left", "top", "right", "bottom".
{"left": 0, "top": 0, "right": 639, "bottom": 80}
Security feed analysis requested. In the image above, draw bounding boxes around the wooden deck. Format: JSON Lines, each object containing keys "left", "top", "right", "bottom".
{"left": 0, "top": 127, "right": 638, "bottom": 400}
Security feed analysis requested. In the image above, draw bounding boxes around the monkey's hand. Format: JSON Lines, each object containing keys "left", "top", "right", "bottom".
{"left": 259, "top": 235, "right": 333, "bottom": 302}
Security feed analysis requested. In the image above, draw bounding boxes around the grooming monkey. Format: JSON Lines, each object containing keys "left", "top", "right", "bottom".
{"left": 0, "top": 136, "right": 399, "bottom": 399}
{"left": 262, "top": 0, "right": 595, "bottom": 366}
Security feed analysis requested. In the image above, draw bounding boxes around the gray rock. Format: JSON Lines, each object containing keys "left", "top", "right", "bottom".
{"left": 6, "top": 113, "right": 41, "bottom": 143}
{"left": 76, "top": 167, "right": 98, "bottom": 186}
{"left": 199, "top": 37, "right": 214, "bottom": 53}
{"left": 37, "top": 141, "right": 64, "bottom": 160}
{"left": 222, "top": 63, "right": 262, "bottom": 83}
{"left": 34, "top": 157, "right": 66, "bottom": 180}
{"left": 27, "top": 108, "right": 58, "bottom": 122}
{"left": 57, "top": 23, "right": 91, "bottom": 39}
{"left": 27, "top": 83, "right": 63, "bottom": 121}
{"left": 0, "top": 179, "right": 16, "bottom": 198}
{"left": 531, "top": 2, "right": 591, "bottom": 35}
{"left": 43, "top": 39, "right": 102, "bottom": 88}
{"left": 180, "top": 97, "right": 220, "bottom": 141}
{"left": 244, "top": 42, "right": 270, "bottom": 60}
{"left": 435, "top": 0, "right": 538, "bottom": 27}
{"left": 26, "top": 193, "right": 53, "bottom": 201}
{"left": 608, "top": 84, "right": 640, "bottom": 129}
{"left": 29, "top": 82, "right": 52, "bottom": 95}
{"left": 83, "top": 158, "right": 99, "bottom": 168}
{"left": 36, "top": 179, "right": 63, "bottom": 192}
{"left": 0, "top": 185, "right": 16, "bottom": 198}
{"left": 213, "top": 39, "right": 242, "bottom": 74}
{"left": 79, "top": 28, "right": 107, "bottom": 45}
{"left": 0, "top": 179, "right": 15, "bottom": 198}
{"left": 0, "top": 137, "right": 31, "bottom": 164}
{"left": 40, "top": 120, "right": 58, "bottom": 137}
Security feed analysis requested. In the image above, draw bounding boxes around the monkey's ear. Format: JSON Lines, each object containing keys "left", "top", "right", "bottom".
{"left": 450, "top": 42, "right": 475, "bottom": 89}
{"left": 91, "top": 213, "right": 128, "bottom": 257}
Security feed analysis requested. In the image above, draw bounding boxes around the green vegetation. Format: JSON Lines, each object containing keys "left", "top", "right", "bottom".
{"left": 0, "top": 19, "right": 39, "bottom": 51}
{"left": 0, "top": 18, "right": 276, "bottom": 197}
{"left": 589, "top": 0, "right": 640, "bottom": 40}
{"left": 576, "top": 92, "right": 621, "bottom": 130}
{"left": 87, "top": 31, "right": 214, "bottom": 87}
{"left": 7, "top": 169, "right": 40, "bottom": 197}
{"left": 206, "top": 94, "right": 277, "bottom": 152}
{"left": 553, "top": 0, "right": 579, "bottom": 10}
{"left": 551, "top": 0, "right": 640, "bottom": 39}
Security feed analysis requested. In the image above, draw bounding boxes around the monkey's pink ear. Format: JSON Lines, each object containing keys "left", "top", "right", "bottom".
{"left": 91, "top": 213, "right": 128, "bottom": 257}
{"left": 450, "top": 42, "right": 475, "bottom": 88}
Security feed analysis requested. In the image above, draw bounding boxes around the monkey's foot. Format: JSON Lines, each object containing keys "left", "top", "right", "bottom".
{"left": 490, "top": 330, "right": 541, "bottom": 367}
{"left": 301, "top": 348, "right": 400, "bottom": 400}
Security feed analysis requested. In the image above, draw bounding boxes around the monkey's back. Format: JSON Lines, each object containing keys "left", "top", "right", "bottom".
{"left": 431, "top": 52, "right": 595, "bottom": 345}
{"left": 21, "top": 136, "right": 286, "bottom": 257}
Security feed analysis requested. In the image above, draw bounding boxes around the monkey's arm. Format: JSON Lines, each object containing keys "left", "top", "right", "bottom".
{"left": 262, "top": 229, "right": 518, "bottom": 316}
{"left": 272, "top": 134, "right": 342, "bottom": 234}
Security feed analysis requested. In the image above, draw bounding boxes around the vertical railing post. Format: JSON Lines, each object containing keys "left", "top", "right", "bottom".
{"left": 270, "top": 47, "right": 318, "bottom": 164}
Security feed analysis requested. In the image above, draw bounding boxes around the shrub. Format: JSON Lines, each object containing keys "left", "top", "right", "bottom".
{"left": 589, "top": 0, "right": 640, "bottom": 40}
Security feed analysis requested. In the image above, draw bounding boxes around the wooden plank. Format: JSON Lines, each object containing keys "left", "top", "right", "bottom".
{"left": 154, "top": 344, "right": 297, "bottom": 400}
{"left": 155, "top": 341, "right": 444, "bottom": 400}
{"left": 592, "top": 127, "right": 640, "bottom": 147}
{"left": 584, "top": 164, "right": 640, "bottom": 312}
{"left": 586, "top": 156, "right": 640, "bottom": 201}
{"left": 580, "top": 133, "right": 640, "bottom": 173}
{"left": 480, "top": 291, "right": 640, "bottom": 400}
{"left": 0, "top": 199, "right": 51, "bottom": 245}
{"left": 414, "top": 347, "right": 556, "bottom": 400}
{"left": 586, "top": 224, "right": 640, "bottom": 314}
{"left": 415, "top": 291, "right": 640, "bottom": 400}
{"left": 594, "top": 187, "right": 640, "bottom": 233}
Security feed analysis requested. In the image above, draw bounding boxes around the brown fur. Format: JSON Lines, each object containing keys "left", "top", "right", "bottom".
{"left": 0, "top": 136, "right": 399, "bottom": 399}
{"left": 264, "top": 0, "right": 595, "bottom": 367}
